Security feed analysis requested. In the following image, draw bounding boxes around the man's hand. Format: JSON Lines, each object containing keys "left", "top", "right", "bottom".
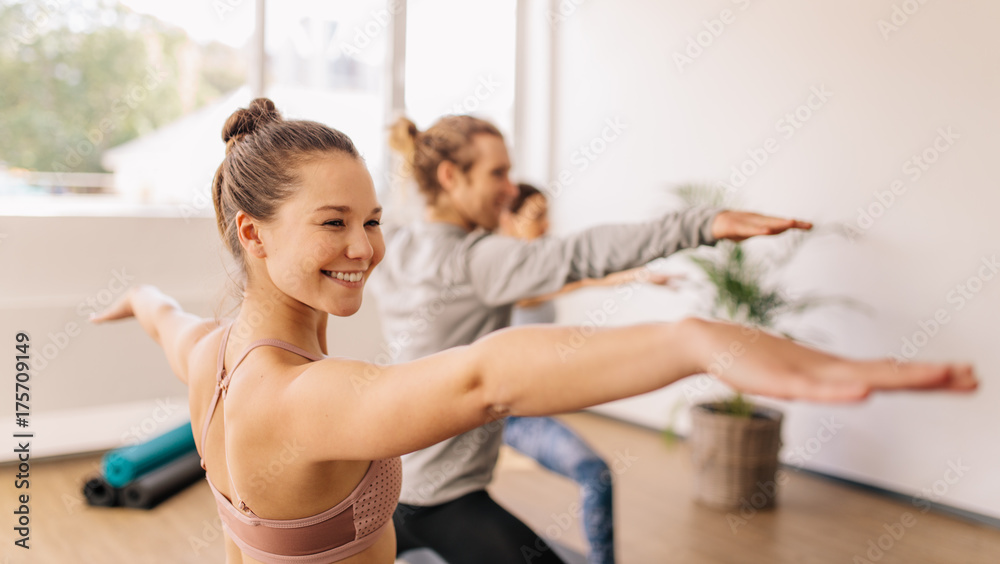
{"left": 711, "top": 211, "right": 813, "bottom": 242}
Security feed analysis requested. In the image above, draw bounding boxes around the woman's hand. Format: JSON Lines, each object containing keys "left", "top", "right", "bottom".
{"left": 694, "top": 320, "right": 978, "bottom": 401}
{"left": 89, "top": 287, "right": 138, "bottom": 324}
{"left": 595, "top": 267, "right": 684, "bottom": 289}
{"left": 711, "top": 211, "right": 813, "bottom": 242}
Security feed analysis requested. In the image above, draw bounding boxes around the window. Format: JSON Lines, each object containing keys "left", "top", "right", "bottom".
{"left": 263, "top": 0, "right": 392, "bottom": 195}
{"left": 0, "top": 0, "right": 255, "bottom": 214}
{"left": 405, "top": 0, "right": 516, "bottom": 136}
{"left": 0, "top": 0, "right": 395, "bottom": 216}
{"left": 0, "top": 0, "right": 518, "bottom": 217}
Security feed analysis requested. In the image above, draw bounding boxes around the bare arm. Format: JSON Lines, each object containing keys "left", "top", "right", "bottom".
{"left": 288, "top": 318, "right": 977, "bottom": 461}
{"left": 89, "top": 285, "right": 219, "bottom": 384}
{"left": 515, "top": 279, "right": 590, "bottom": 309}
{"left": 516, "top": 268, "right": 680, "bottom": 309}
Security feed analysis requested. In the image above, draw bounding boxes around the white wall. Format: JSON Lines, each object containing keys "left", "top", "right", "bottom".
{"left": 539, "top": 0, "right": 1000, "bottom": 519}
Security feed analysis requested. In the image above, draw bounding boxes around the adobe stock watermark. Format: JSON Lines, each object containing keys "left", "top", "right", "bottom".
{"left": 339, "top": 1, "right": 403, "bottom": 59}
{"left": 442, "top": 75, "right": 500, "bottom": 115}
{"left": 726, "top": 417, "right": 845, "bottom": 533}
{"left": 228, "top": 241, "right": 382, "bottom": 346}
{"left": 5, "top": 0, "right": 63, "bottom": 50}
{"left": 852, "top": 458, "right": 969, "bottom": 563}
{"left": 189, "top": 516, "right": 226, "bottom": 556}
{"left": 394, "top": 406, "right": 511, "bottom": 515}
{"left": 721, "top": 84, "right": 833, "bottom": 193}
{"left": 119, "top": 398, "right": 183, "bottom": 446}
{"left": 33, "top": 268, "right": 135, "bottom": 372}
{"left": 672, "top": 0, "right": 754, "bottom": 73}
{"left": 51, "top": 64, "right": 168, "bottom": 182}
{"left": 555, "top": 267, "right": 664, "bottom": 361}
{"left": 545, "top": 117, "right": 627, "bottom": 201}
{"left": 681, "top": 322, "right": 766, "bottom": 403}
{"left": 179, "top": 181, "right": 214, "bottom": 222}
{"left": 546, "top": 0, "right": 590, "bottom": 26}
{"left": 244, "top": 440, "right": 308, "bottom": 495}
{"left": 877, "top": 0, "right": 935, "bottom": 41}
{"left": 350, "top": 281, "right": 470, "bottom": 394}
{"left": 521, "top": 450, "right": 635, "bottom": 562}
{"left": 64, "top": 457, "right": 110, "bottom": 515}
{"left": 212, "top": 0, "right": 247, "bottom": 21}
{"left": 846, "top": 127, "right": 958, "bottom": 241}
{"left": 889, "top": 253, "right": 997, "bottom": 366}
{"left": 61, "top": 400, "right": 189, "bottom": 516}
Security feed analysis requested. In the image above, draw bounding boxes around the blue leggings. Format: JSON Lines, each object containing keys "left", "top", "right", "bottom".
{"left": 503, "top": 416, "right": 615, "bottom": 564}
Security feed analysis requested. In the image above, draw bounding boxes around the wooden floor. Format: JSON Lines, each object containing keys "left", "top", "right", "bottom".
{"left": 3, "top": 412, "right": 999, "bottom": 563}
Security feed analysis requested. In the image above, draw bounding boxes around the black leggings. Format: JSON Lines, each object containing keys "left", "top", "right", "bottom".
{"left": 394, "top": 490, "right": 567, "bottom": 564}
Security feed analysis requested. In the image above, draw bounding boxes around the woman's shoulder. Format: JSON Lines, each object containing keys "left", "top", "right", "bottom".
{"left": 188, "top": 320, "right": 229, "bottom": 369}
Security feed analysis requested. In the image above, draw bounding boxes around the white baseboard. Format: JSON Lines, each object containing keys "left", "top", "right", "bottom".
{"left": 4, "top": 396, "right": 190, "bottom": 463}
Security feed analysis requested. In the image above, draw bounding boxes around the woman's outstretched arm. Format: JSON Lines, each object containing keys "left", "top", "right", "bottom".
{"left": 287, "top": 318, "right": 976, "bottom": 461}
{"left": 89, "top": 285, "right": 219, "bottom": 385}
{"left": 516, "top": 267, "right": 680, "bottom": 309}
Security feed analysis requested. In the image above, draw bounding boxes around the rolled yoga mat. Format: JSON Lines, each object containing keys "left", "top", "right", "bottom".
{"left": 102, "top": 421, "right": 196, "bottom": 488}
{"left": 83, "top": 476, "right": 120, "bottom": 507}
{"left": 121, "top": 450, "right": 205, "bottom": 509}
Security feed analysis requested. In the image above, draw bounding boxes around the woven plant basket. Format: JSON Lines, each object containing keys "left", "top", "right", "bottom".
{"left": 690, "top": 402, "right": 783, "bottom": 510}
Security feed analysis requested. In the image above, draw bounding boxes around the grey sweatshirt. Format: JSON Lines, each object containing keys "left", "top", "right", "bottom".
{"left": 369, "top": 205, "right": 722, "bottom": 506}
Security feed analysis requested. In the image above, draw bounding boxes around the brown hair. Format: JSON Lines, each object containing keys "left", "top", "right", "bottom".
{"left": 212, "top": 98, "right": 360, "bottom": 283}
{"left": 510, "top": 183, "right": 543, "bottom": 214}
{"left": 388, "top": 115, "right": 503, "bottom": 204}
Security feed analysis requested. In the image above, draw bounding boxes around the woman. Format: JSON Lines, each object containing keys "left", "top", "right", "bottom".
{"left": 498, "top": 182, "right": 680, "bottom": 564}
{"left": 91, "top": 99, "right": 975, "bottom": 564}
{"left": 370, "top": 114, "right": 976, "bottom": 564}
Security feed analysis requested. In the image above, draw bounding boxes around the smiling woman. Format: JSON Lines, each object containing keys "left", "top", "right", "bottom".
{"left": 211, "top": 99, "right": 385, "bottom": 317}
{"left": 89, "top": 98, "right": 976, "bottom": 564}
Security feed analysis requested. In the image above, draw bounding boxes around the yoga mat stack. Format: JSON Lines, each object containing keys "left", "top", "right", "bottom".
{"left": 82, "top": 421, "right": 205, "bottom": 510}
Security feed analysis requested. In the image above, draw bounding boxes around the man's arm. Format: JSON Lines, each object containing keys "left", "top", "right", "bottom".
{"left": 467, "top": 207, "right": 812, "bottom": 307}
{"left": 466, "top": 206, "right": 722, "bottom": 306}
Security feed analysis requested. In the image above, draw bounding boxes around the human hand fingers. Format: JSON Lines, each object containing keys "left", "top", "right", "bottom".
{"left": 89, "top": 291, "right": 135, "bottom": 324}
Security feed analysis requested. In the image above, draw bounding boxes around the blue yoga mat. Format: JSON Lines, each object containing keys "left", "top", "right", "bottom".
{"left": 102, "top": 421, "right": 196, "bottom": 488}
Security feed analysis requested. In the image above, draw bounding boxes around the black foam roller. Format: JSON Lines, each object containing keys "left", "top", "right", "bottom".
{"left": 121, "top": 450, "right": 205, "bottom": 509}
{"left": 83, "top": 476, "right": 120, "bottom": 507}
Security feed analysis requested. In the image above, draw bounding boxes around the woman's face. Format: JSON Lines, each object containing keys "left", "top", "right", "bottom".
{"left": 256, "top": 153, "right": 384, "bottom": 317}
{"left": 447, "top": 133, "right": 517, "bottom": 231}
{"left": 502, "top": 193, "right": 549, "bottom": 240}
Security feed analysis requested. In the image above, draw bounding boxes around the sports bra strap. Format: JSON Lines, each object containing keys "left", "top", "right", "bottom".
{"left": 201, "top": 324, "right": 236, "bottom": 465}
{"left": 200, "top": 323, "right": 326, "bottom": 512}
{"left": 216, "top": 323, "right": 233, "bottom": 381}
{"left": 244, "top": 338, "right": 325, "bottom": 363}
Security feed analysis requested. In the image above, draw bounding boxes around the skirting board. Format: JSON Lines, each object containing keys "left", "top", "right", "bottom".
{"left": 585, "top": 407, "right": 1000, "bottom": 531}
{"left": 2, "top": 396, "right": 190, "bottom": 463}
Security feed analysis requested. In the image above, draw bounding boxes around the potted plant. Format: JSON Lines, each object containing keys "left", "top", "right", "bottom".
{"left": 675, "top": 184, "right": 861, "bottom": 510}
{"left": 687, "top": 239, "right": 790, "bottom": 510}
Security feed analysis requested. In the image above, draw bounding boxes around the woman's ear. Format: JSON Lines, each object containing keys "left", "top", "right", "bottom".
{"left": 235, "top": 210, "right": 267, "bottom": 258}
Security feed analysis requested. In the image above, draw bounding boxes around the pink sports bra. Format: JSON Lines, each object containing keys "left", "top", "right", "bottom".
{"left": 199, "top": 324, "right": 402, "bottom": 563}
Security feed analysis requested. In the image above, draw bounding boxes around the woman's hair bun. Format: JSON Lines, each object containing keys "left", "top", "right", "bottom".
{"left": 222, "top": 97, "right": 282, "bottom": 146}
